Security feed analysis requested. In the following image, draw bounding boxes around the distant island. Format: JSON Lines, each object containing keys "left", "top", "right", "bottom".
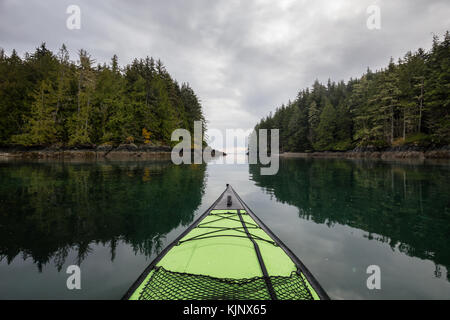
{"left": 254, "top": 32, "right": 449, "bottom": 158}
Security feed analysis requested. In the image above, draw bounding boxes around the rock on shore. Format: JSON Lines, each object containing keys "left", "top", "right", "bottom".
{"left": 280, "top": 145, "right": 450, "bottom": 160}
{"left": 0, "top": 143, "right": 227, "bottom": 160}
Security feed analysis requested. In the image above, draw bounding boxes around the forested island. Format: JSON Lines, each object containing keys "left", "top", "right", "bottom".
{"left": 0, "top": 44, "right": 205, "bottom": 151}
{"left": 255, "top": 33, "right": 449, "bottom": 155}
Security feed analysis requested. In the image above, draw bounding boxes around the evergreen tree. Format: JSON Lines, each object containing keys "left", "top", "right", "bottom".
{"left": 0, "top": 50, "right": 31, "bottom": 143}
{"left": 68, "top": 50, "right": 95, "bottom": 145}
{"left": 307, "top": 101, "right": 320, "bottom": 145}
{"left": 334, "top": 101, "right": 353, "bottom": 150}
{"left": 151, "top": 76, "right": 176, "bottom": 142}
{"left": 93, "top": 55, "right": 126, "bottom": 143}
{"left": 13, "top": 80, "right": 58, "bottom": 145}
{"left": 314, "top": 99, "right": 336, "bottom": 150}
{"left": 424, "top": 33, "right": 450, "bottom": 143}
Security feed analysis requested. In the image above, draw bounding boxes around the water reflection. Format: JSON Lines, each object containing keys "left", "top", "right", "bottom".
{"left": 249, "top": 158, "right": 450, "bottom": 282}
{"left": 0, "top": 161, "right": 206, "bottom": 272}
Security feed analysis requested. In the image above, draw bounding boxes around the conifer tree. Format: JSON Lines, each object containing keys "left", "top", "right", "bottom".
{"left": 68, "top": 49, "right": 95, "bottom": 145}
{"left": 424, "top": 32, "right": 450, "bottom": 143}
{"left": 315, "top": 99, "right": 336, "bottom": 150}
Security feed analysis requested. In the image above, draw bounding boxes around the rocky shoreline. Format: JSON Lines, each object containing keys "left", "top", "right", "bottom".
{"left": 281, "top": 145, "right": 450, "bottom": 160}
{"left": 0, "top": 144, "right": 226, "bottom": 160}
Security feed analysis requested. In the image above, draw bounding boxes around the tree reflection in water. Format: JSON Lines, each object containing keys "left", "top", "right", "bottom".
{"left": 250, "top": 158, "right": 450, "bottom": 282}
{"left": 0, "top": 161, "right": 206, "bottom": 272}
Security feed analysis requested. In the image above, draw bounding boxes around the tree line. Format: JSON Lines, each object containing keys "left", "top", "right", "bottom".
{"left": 255, "top": 32, "right": 449, "bottom": 152}
{"left": 0, "top": 43, "right": 206, "bottom": 147}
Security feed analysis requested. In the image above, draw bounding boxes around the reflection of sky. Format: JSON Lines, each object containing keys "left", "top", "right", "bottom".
{"left": 208, "top": 153, "right": 248, "bottom": 165}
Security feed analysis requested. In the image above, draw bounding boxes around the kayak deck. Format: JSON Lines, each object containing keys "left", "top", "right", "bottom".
{"left": 124, "top": 185, "right": 328, "bottom": 300}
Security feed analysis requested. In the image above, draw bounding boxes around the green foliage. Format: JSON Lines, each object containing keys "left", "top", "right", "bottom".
{"left": 0, "top": 44, "right": 205, "bottom": 147}
{"left": 333, "top": 139, "right": 353, "bottom": 151}
{"left": 314, "top": 99, "right": 336, "bottom": 150}
{"left": 403, "top": 133, "right": 433, "bottom": 147}
{"left": 255, "top": 32, "right": 450, "bottom": 151}
{"left": 0, "top": 49, "right": 34, "bottom": 143}
{"left": 12, "top": 80, "right": 59, "bottom": 145}
{"left": 424, "top": 32, "right": 450, "bottom": 144}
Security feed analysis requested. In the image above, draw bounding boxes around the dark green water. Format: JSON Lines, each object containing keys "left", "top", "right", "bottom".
{"left": 0, "top": 158, "right": 449, "bottom": 299}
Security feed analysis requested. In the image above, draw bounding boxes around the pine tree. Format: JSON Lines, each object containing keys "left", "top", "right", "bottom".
{"left": 352, "top": 76, "right": 372, "bottom": 145}
{"left": 68, "top": 49, "right": 95, "bottom": 146}
{"left": 369, "top": 62, "right": 401, "bottom": 144}
{"left": 94, "top": 55, "right": 126, "bottom": 143}
{"left": 424, "top": 33, "right": 450, "bottom": 143}
{"left": 334, "top": 102, "right": 353, "bottom": 150}
{"left": 314, "top": 99, "right": 336, "bottom": 150}
{"left": 13, "top": 80, "right": 58, "bottom": 145}
{"left": 307, "top": 100, "right": 320, "bottom": 145}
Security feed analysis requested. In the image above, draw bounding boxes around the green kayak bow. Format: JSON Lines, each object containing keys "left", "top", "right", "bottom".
{"left": 123, "top": 184, "right": 329, "bottom": 300}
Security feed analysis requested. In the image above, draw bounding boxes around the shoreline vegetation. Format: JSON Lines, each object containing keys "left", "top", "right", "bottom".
{"left": 2, "top": 144, "right": 448, "bottom": 161}
{"left": 254, "top": 33, "right": 450, "bottom": 155}
{"left": 280, "top": 145, "right": 450, "bottom": 160}
{"left": 0, "top": 144, "right": 226, "bottom": 160}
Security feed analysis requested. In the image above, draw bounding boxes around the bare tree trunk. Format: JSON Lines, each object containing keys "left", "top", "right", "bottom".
{"left": 418, "top": 78, "right": 423, "bottom": 133}
{"left": 54, "top": 68, "right": 65, "bottom": 122}
{"left": 391, "top": 106, "right": 394, "bottom": 144}
{"left": 78, "top": 71, "right": 82, "bottom": 114}
{"left": 85, "top": 97, "right": 90, "bottom": 131}
{"left": 403, "top": 111, "right": 406, "bottom": 140}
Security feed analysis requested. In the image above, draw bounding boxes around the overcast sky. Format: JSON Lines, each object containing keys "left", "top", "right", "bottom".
{"left": 1, "top": 0, "right": 449, "bottom": 152}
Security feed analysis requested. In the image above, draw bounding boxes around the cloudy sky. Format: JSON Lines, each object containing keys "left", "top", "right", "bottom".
{"left": 1, "top": 0, "right": 449, "bottom": 151}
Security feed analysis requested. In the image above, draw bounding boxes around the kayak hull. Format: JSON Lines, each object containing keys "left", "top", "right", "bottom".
{"left": 123, "top": 185, "right": 329, "bottom": 300}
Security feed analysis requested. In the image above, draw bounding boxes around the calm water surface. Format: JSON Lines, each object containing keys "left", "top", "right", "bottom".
{"left": 0, "top": 157, "right": 449, "bottom": 299}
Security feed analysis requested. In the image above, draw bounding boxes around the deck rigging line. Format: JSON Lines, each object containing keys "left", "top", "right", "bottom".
{"left": 237, "top": 209, "right": 277, "bottom": 300}
{"left": 177, "top": 210, "right": 277, "bottom": 246}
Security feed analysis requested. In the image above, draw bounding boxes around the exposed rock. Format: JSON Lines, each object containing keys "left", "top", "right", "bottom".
{"left": 96, "top": 144, "right": 114, "bottom": 151}
{"left": 211, "top": 149, "right": 227, "bottom": 156}
{"left": 138, "top": 144, "right": 171, "bottom": 152}
{"left": 281, "top": 148, "right": 450, "bottom": 160}
{"left": 424, "top": 148, "right": 450, "bottom": 159}
{"left": 116, "top": 143, "right": 138, "bottom": 151}
{"left": 352, "top": 146, "right": 380, "bottom": 153}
